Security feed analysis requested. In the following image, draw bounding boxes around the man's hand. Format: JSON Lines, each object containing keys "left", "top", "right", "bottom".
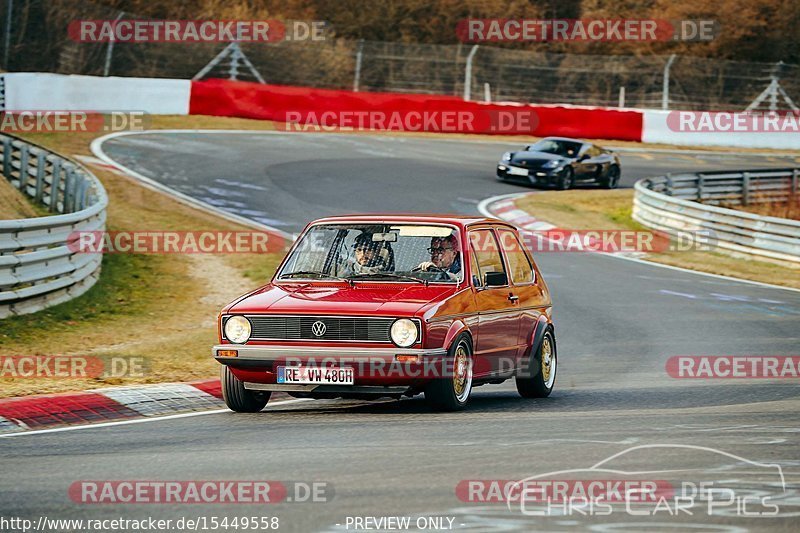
{"left": 416, "top": 261, "right": 436, "bottom": 271}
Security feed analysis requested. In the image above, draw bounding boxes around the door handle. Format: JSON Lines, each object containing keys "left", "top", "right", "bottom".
{"left": 508, "top": 293, "right": 519, "bottom": 302}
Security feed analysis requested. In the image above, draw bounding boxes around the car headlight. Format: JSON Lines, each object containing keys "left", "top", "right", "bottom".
{"left": 502, "top": 152, "right": 512, "bottom": 162}
{"left": 224, "top": 316, "right": 251, "bottom": 344}
{"left": 390, "top": 319, "right": 418, "bottom": 348}
{"left": 542, "top": 160, "right": 560, "bottom": 169}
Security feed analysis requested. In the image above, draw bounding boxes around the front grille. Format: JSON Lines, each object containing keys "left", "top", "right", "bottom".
{"left": 243, "top": 315, "right": 396, "bottom": 342}
{"left": 514, "top": 160, "right": 544, "bottom": 168}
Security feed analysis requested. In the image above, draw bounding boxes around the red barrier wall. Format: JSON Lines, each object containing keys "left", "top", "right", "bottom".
{"left": 190, "top": 79, "right": 644, "bottom": 141}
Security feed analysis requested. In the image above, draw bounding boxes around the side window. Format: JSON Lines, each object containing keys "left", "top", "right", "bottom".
{"left": 469, "top": 244, "right": 483, "bottom": 287}
{"left": 498, "top": 229, "right": 535, "bottom": 284}
{"left": 469, "top": 229, "right": 506, "bottom": 286}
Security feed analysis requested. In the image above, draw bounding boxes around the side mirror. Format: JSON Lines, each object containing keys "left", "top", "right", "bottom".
{"left": 484, "top": 271, "right": 508, "bottom": 287}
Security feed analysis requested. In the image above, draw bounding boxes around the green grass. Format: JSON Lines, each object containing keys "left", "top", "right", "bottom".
{"left": 0, "top": 254, "right": 159, "bottom": 347}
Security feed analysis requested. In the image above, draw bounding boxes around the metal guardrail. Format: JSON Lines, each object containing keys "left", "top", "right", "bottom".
{"left": 0, "top": 134, "right": 107, "bottom": 318}
{"left": 633, "top": 169, "right": 800, "bottom": 264}
{"left": 643, "top": 168, "right": 799, "bottom": 206}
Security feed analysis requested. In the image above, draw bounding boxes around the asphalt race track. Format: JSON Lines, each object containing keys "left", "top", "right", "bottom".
{"left": 2, "top": 132, "right": 799, "bottom": 532}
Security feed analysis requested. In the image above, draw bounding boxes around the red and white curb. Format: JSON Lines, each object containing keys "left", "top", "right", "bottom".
{"left": 0, "top": 379, "right": 228, "bottom": 434}
{"left": 482, "top": 193, "right": 647, "bottom": 259}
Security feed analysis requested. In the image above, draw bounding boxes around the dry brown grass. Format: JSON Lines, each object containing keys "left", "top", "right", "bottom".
{"left": 0, "top": 178, "right": 43, "bottom": 219}
{"left": 514, "top": 190, "right": 800, "bottom": 290}
{"left": 732, "top": 197, "right": 800, "bottom": 221}
{"left": 0, "top": 123, "right": 284, "bottom": 398}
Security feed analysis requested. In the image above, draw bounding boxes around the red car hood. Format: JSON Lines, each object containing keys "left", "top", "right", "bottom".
{"left": 228, "top": 282, "right": 459, "bottom": 316}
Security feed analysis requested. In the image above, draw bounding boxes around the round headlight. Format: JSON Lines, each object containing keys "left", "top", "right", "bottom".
{"left": 390, "top": 319, "right": 418, "bottom": 348}
{"left": 224, "top": 316, "right": 251, "bottom": 344}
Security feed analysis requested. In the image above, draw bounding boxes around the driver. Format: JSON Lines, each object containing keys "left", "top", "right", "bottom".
{"left": 342, "top": 232, "right": 391, "bottom": 276}
{"left": 416, "top": 234, "right": 461, "bottom": 280}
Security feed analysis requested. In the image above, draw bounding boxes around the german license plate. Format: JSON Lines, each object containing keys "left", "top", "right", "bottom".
{"left": 507, "top": 166, "right": 528, "bottom": 176}
{"left": 277, "top": 366, "right": 354, "bottom": 385}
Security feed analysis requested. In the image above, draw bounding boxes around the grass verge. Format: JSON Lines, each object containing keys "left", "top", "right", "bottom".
{"left": 513, "top": 189, "right": 800, "bottom": 290}
{"left": 0, "top": 178, "right": 46, "bottom": 219}
{"left": 0, "top": 117, "right": 288, "bottom": 398}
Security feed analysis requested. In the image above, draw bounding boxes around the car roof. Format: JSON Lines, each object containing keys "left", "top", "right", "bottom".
{"left": 309, "top": 213, "right": 514, "bottom": 230}
{"left": 540, "top": 136, "right": 589, "bottom": 145}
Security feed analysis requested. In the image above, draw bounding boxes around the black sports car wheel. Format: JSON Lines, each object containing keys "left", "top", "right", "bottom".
{"left": 602, "top": 165, "right": 620, "bottom": 189}
{"left": 557, "top": 167, "right": 574, "bottom": 190}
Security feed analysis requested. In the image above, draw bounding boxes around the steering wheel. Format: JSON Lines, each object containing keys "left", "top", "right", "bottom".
{"left": 412, "top": 264, "right": 448, "bottom": 274}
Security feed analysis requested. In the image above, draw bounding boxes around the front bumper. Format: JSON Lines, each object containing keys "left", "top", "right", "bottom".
{"left": 213, "top": 344, "right": 447, "bottom": 365}
{"left": 497, "top": 163, "right": 562, "bottom": 184}
{"left": 213, "top": 344, "right": 450, "bottom": 388}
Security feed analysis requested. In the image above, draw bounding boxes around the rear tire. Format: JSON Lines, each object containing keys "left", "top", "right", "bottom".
{"left": 425, "top": 334, "right": 473, "bottom": 411}
{"left": 557, "top": 167, "right": 574, "bottom": 190}
{"left": 221, "top": 366, "right": 271, "bottom": 412}
{"left": 516, "top": 330, "right": 557, "bottom": 398}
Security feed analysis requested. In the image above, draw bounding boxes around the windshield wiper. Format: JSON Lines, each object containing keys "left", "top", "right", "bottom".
{"left": 280, "top": 270, "right": 350, "bottom": 282}
{"left": 346, "top": 272, "right": 428, "bottom": 285}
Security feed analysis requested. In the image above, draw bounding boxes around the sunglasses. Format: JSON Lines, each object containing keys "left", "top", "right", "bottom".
{"left": 427, "top": 247, "right": 454, "bottom": 254}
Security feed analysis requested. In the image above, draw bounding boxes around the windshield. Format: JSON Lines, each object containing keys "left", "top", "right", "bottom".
{"left": 277, "top": 223, "right": 463, "bottom": 283}
{"left": 527, "top": 139, "right": 583, "bottom": 157}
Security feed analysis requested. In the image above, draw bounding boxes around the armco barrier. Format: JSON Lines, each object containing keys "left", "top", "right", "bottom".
{"left": 0, "top": 134, "right": 107, "bottom": 318}
{"left": 633, "top": 170, "right": 800, "bottom": 264}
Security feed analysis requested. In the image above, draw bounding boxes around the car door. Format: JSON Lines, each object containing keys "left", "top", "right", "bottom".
{"left": 496, "top": 227, "right": 548, "bottom": 368}
{"left": 468, "top": 227, "right": 521, "bottom": 377}
{"left": 578, "top": 144, "right": 603, "bottom": 180}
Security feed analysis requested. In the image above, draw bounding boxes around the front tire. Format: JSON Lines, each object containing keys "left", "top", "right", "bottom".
{"left": 221, "top": 366, "right": 271, "bottom": 412}
{"left": 602, "top": 165, "right": 620, "bottom": 189}
{"left": 516, "top": 330, "right": 557, "bottom": 398}
{"left": 556, "top": 167, "right": 574, "bottom": 190}
{"left": 425, "top": 334, "right": 473, "bottom": 411}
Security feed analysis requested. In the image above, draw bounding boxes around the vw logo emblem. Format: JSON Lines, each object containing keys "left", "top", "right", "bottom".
{"left": 311, "top": 321, "right": 327, "bottom": 337}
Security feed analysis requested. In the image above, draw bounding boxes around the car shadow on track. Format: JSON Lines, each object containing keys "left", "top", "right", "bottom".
{"left": 262, "top": 382, "right": 800, "bottom": 416}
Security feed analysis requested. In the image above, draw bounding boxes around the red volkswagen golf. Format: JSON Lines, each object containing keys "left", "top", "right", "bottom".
{"left": 213, "top": 214, "right": 556, "bottom": 412}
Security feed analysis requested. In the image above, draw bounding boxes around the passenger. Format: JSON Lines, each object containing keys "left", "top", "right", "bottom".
{"left": 416, "top": 235, "right": 461, "bottom": 280}
{"left": 342, "top": 233, "right": 391, "bottom": 276}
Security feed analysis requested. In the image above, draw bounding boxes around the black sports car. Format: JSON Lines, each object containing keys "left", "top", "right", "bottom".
{"left": 497, "top": 137, "right": 621, "bottom": 190}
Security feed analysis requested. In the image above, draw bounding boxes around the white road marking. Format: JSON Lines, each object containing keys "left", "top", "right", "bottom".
{"left": 0, "top": 399, "right": 311, "bottom": 439}
{"left": 659, "top": 289, "right": 698, "bottom": 299}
